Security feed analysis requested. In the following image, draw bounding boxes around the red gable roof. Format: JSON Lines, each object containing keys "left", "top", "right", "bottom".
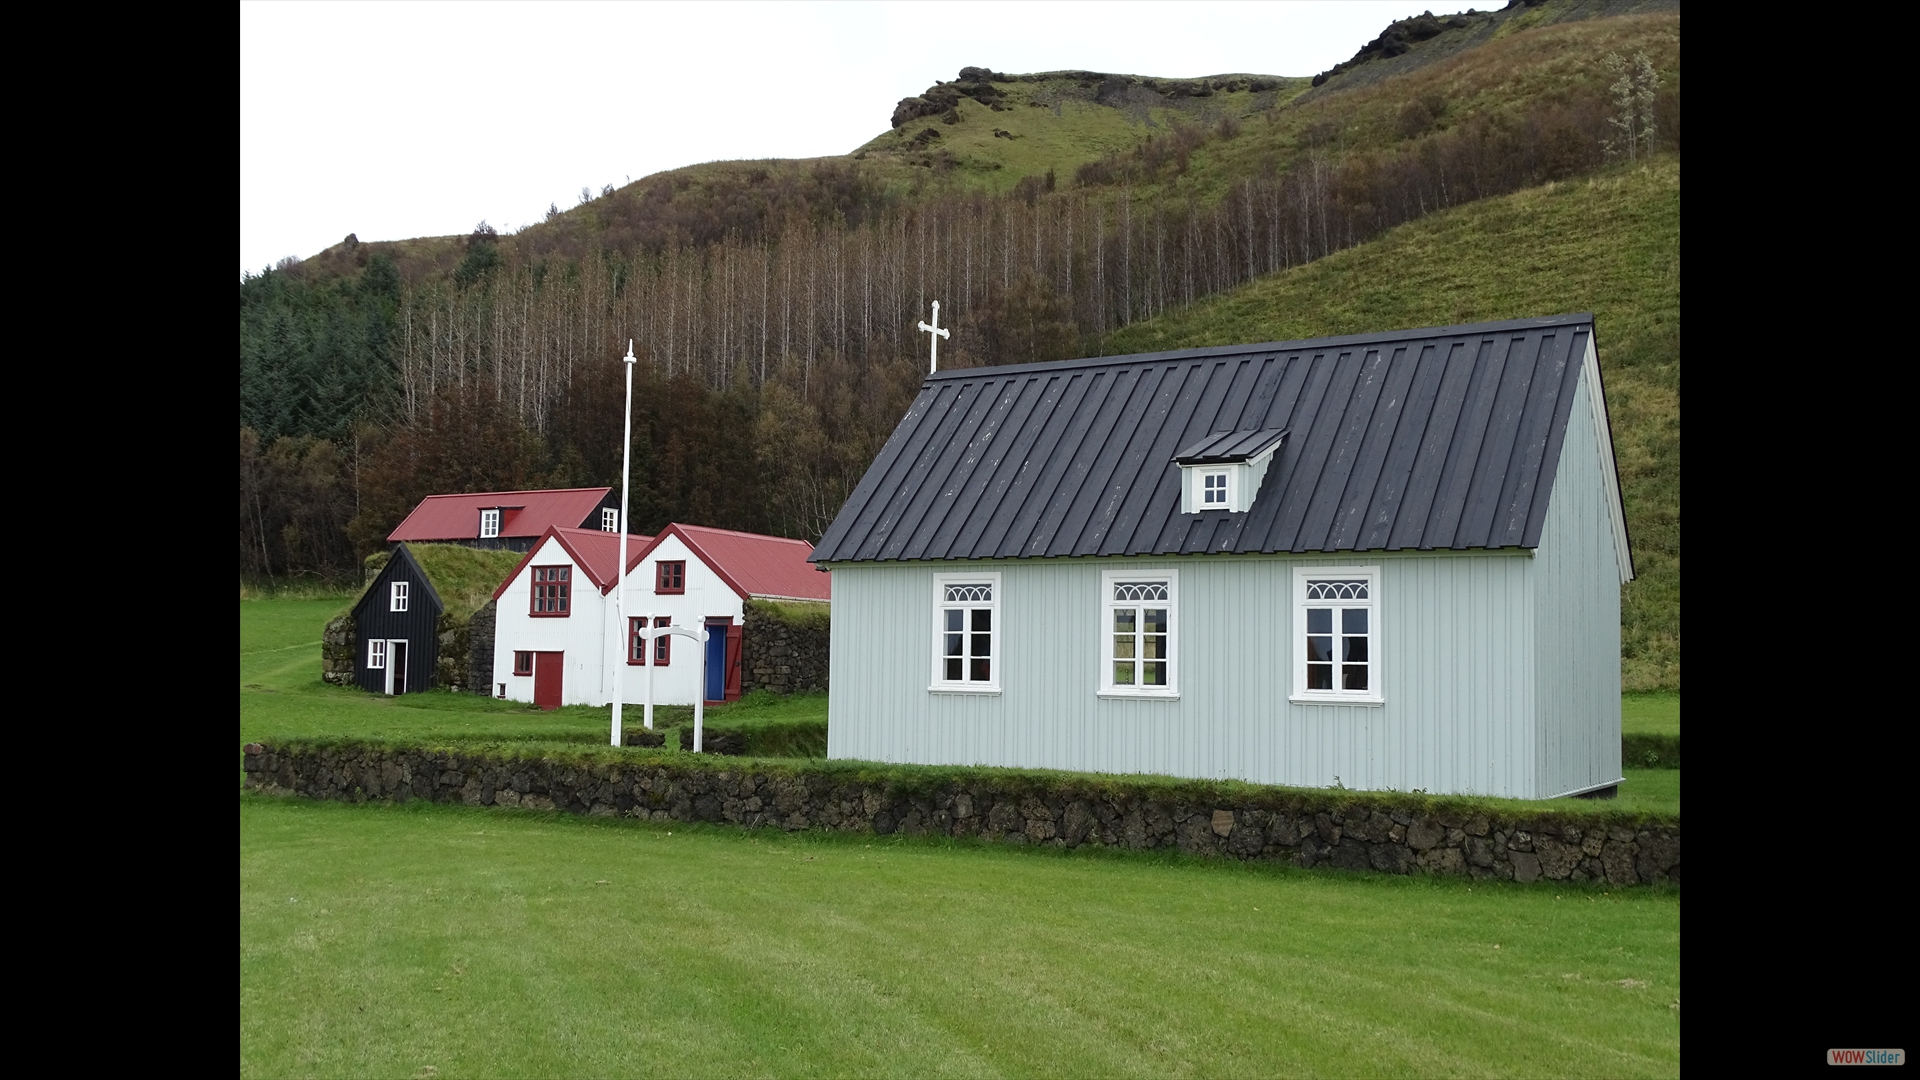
{"left": 388, "top": 488, "right": 613, "bottom": 543}
{"left": 641, "top": 523, "right": 831, "bottom": 602}
{"left": 493, "top": 522, "right": 829, "bottom": 603}
{"left": 492, "top": 526, "right": 656, "bottom": 600}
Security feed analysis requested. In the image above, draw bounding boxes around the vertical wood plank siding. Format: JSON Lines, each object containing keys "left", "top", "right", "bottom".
{"left": 1532, "top": 364, "right": 1624, "bottom": 797}
{"left": 827, "top": 548, "right": 1544, "bottom": 798}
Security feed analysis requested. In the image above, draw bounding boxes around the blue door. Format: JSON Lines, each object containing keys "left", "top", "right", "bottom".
{"left": 705, "top": 621, "right": 728, "bottom": 702}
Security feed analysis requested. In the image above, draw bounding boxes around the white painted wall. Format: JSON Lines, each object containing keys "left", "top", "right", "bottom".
{"left": 825, "top": 549, "right": 1549, "bottom": 798}
{"left": 491, "top": 535, "right": 610, "bottom": 707}
{"left": 490, "top": 532, "right": 748, "bottom": 707}
{"left": 611, "top": 533, "right": 745, "bottom": 707}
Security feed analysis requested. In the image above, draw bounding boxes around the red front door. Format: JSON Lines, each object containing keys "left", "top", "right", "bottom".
{"left": 534, "top": 651, "right": 564, "bottom": 710}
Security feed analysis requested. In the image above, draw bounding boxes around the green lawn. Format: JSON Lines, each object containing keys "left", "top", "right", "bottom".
{"left": 1621, "top": 692, "right": 1679, "bottom": 737}
{"left": 242, "top": 796, "right": 1679, "bottom": 1079}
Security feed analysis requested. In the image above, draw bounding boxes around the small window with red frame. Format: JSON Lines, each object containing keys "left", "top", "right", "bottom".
{"left": 628, "top": 617, "right": 672, "bottom": 665}
{"left": 513, "top": 651, "right": 532, "bottom": 676}
{"left": 531, "top": 566, "right": 571, "bottom": 615}
{"left": 656, "top": 561, "right": 685, "bottom": 594}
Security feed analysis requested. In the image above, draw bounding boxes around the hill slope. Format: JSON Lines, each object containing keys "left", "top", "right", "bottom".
{"left": 1104, "top": 157, "right": 1678, "bottom": 691}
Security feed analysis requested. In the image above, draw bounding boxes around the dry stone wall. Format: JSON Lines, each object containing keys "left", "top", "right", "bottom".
{"left": 740, "top": 606, "right": 829, "bottom": 695}
{"left": 467, "top": 600, "right": 497, "bottom": 695}
{"left": 244, "top": 742, "right": 1679, "bottom": 887}
{"left": 322, "top": 615, "right": 355, "bottom": 686}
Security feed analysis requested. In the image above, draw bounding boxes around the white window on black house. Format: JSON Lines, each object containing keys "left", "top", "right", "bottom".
{"left": 1292, "top": 566, "right": 1382, "bottom": 705}
{"left": 480, "top": 508, "right": 501, "bottom": 539}
{"left": 602, "top": 507, "right": 619, "bottom": 532}
{"left": 932, "top": 573, "right": 999, "bottom": 692}
{"left": 1202, "top": 471, "right": 1229, "bottom": 506}
{"left": 390, "top": 580, "right": 409, "bottom": 612}
{"left": 367, "top": 639, "right": 387, "bottom": 670}
{"left": 1101, "top": 570, "right": 1177, "bottom": 697}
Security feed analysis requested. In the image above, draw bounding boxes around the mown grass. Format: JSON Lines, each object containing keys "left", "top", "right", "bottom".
{"left": 1621, "top": 692, "right": 1678, "bottom": 737}
{"left": 1103, "top": 159, "right": 1680, "bottom": 692}
{"left": 241, "top": 796, "right": 1678, "bottom": 1079}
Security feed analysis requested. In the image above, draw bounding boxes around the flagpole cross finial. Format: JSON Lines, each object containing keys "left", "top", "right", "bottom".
{"left": 917, "top": 301, "right": 950, "bottom": 374}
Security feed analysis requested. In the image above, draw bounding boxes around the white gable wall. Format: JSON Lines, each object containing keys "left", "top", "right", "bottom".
{"left": 1531, "top": 359, "right": 1626, "bottom": 798}
{"left": 825, "top": 548, "right": 1542, "bottom": 798}
{"left": 491, "top": 535, "right": 613, "bottom": 706}
{"left": 612, "top": 533, "right": 746, "bottom": 707}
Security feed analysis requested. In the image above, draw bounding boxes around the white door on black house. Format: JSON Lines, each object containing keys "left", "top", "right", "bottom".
{"left": 386, "top": 640, "right": 409, "bottom": 696}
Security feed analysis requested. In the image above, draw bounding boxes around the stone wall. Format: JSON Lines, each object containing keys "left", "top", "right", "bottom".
{"left": 322, "top": 615, "right": 356, "bottom": 686}
{"left": 436, "top": 612, "right": 469, "bottom": 692}
{"left": 741, "top": 604, "right": 829, "bottom": 695}
{"left": 467, "top": 600, "right": 497, "bottom": 695}
{"left": 244, "top": 742, "right": 1679, "bottom": 887}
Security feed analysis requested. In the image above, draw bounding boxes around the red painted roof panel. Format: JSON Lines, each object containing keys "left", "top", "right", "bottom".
{"left": 388, "top": 488, "right": 613, "bottom": 543}
{"left": 671, "top": 524, "right": 831, "bottom": 602}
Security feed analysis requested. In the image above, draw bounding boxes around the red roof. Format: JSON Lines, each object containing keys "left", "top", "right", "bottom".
{"left": 388, "top": 488, "right": 613, "bottom": 543}
{"left": 492, "top": 526, "right": 655, "bottom": 600}
{"left": 641, "top": 523, "right": 831, "bottom": 602}
{"left": 493, "top": 522, "right": 829, "bottom": 603}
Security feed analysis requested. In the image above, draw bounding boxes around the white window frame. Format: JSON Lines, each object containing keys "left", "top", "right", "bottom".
{"left": 367, "top": 638, "right": 387, "bottom": 670}
{"left": 930, "top": 572, "right": 1001, "bottom": 694}
{"left": 1291, "top": 565, "right": 1384, "bottom": 706}
{"left": 390, "top": 580, "right": 408, "bottom": 612}
{"left": 480, "top": 508, "right": 501, "bottom": 539}
{"left": 1099, "top": 569, "right": 1178, "bottom": 699}
{"left": 602, "top": 507, "right": 619, "bottom": 532}
{"left": 1201, "top": 470, "right": 1230, "bottom": 507}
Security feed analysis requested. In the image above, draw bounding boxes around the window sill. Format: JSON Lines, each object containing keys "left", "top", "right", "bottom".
{"left": 928, "top": 685, "right": 1001, "bottom": 696}
{"left": 528, "top": 612, "right": 572, "bottom": 618}
{"left": 1098, "top": 690, "right": 1180, "bottom": 701}
{"left": 655, "top": 589, "right": 686, "bottom": 595}
{"left": 1288, "top": 695, "right": 1385, "bottom": 707}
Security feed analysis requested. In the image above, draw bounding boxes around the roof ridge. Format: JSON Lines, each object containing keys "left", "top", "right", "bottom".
{"left": 418, "top": 487, "right": 612, "bottom": 499}
{"left": 673, "top": 523, "right": 812, "bottom": 544}
{"left": 924, "top": 314, "right": 1596, "bottom": 383}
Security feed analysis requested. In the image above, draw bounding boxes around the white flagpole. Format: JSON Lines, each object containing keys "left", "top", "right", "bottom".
{"left": 612, "top": 340, "right": 636, "bottom": 747}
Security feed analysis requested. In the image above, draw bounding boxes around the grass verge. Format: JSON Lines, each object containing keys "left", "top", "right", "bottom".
{"left": 242, "top": 795, "right": 1678, "bottom": 1079}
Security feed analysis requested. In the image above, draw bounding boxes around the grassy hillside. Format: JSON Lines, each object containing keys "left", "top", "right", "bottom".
{"left": 1103, "top": 157, "right": 1679, "bottom": 691}
{"left": 288, "top": 4, "right": 1677, "bottom": 286}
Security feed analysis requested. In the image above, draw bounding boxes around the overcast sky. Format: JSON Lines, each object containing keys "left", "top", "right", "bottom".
{"left": 240, "top": 1, "right": 1443, "bottom": 277}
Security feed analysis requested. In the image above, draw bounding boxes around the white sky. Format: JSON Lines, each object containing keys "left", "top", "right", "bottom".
{"left": 240, "top": 1, "right": 1443, "bottom": 277}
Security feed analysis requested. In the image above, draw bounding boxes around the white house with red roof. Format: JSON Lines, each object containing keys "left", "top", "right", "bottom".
{"left": 388, "top": 488, "right": 628, "bottom": 552}
{"left": 489, "top": 523, "right": 830, "bottom": 709}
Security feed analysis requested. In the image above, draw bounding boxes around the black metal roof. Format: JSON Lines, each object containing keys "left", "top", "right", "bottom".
{"left": 1175, "top": 427, "right": 1290, "bottom": 465}
{"left": 811, "top": 314, "right": 1607, "bottom": 563}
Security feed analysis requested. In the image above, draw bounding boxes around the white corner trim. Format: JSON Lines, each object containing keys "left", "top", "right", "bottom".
{"left": 1582, "top": 335, "right": 1635, "bottom": 585}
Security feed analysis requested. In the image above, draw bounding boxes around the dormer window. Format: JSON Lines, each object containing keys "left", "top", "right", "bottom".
{"left": 602, "top": 507, "right": 619, "bottom": 532}
{"left": 480, "top": 508, "right": 501, "bottom": 539}
{"left": 1174, "top": 427, "right": 1289, "bottom": 514}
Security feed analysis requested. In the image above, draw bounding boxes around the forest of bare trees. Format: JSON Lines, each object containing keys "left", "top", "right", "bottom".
{"left": 242, "top": 79, "right": 1669, "bottom": 586}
